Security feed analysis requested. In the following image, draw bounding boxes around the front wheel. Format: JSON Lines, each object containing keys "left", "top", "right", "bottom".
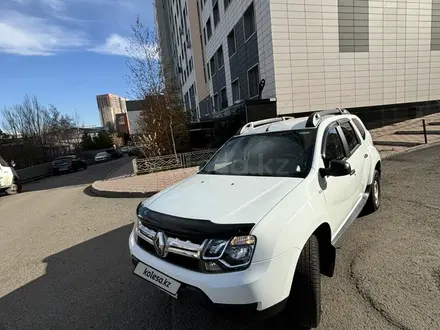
{"left": 284, "top": 235, "right": 321, "bottom": 328}
{"left": 5, "top": 180, "right": 22, "bottom": 195}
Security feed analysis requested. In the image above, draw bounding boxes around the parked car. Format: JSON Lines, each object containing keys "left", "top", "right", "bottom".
{"left": 128, "top": 109, "right": 382, "bottom": 328}
{"left": 52, "top": 155, "right": 87, "bottom": 175}
{"left": 128, "top": 146, "right": 141, "bottom": 157}
{"left": 120, "top": 146, "right": 129, "bottom": 154}
{"left": 106, "top": 148, "right": 124, "bottom": 159}
{"left": 0, "top": 156, "right": 21, "bottom": 195}
{"left": 94, "top": 152, "right": 111, "bottom": 163}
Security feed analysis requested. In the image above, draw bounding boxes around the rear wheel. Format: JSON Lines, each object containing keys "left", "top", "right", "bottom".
{"left": 6, "top": 180, "right": 22, "bottom": 195}
{"left": 363, "top": 170, "right": 381, "bottom": 215}
{"left": 284, "top": 235, "right": 321, "bottom": 328}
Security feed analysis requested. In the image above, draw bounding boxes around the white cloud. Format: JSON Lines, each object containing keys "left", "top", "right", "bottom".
{"left": 89, "top": 34, "right": 130, "bottom": 56}
{"left": 0, "top": 10, "right": 87, "bottom": 56}
{"left": 90, "top": 34, "right": 159, "bottom": 59}
{"left": 41, "top": 0, "right": 65, "bottom": 11}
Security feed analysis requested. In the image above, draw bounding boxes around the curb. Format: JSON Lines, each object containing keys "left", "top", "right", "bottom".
{"left": 89, "top": 182, "right": 157, "bottom": 199}
{"left": 381, "top": 139, "right": 440, "bottom": 160}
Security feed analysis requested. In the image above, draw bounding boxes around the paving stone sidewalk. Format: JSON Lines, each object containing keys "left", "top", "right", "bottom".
{"left": 91, "top": 113, "right": 440, "bottom": 198}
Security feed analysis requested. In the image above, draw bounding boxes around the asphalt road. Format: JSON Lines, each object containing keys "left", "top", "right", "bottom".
{"left": 0, "top": 146, "right": 439, "bottom": 330}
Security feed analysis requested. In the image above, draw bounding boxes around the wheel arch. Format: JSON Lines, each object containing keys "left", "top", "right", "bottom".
{"left": 375, "top": 160, "right": 381, "bottom": 176}
{"left": 313, "top": 223, "right": 336, "bottom": 277}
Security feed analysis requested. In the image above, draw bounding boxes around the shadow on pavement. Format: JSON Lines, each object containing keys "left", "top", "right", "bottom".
{"left": 15, "top": 158, "right": 130, "bottom": 194}
{"left": 0, "top": 224, "right": 306, "bottom": 330}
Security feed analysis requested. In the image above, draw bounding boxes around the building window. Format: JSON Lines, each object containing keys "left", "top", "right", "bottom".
{"left": 217, "top": 46, "right": 224, "bottom": 69}
{"left": 207, "top": 62, "right": 211, "bottom": 79}
{"left": 210, "top": 56, "right": 216, "bottom": 76}
{"left": 206, "top": 17, "right": 212, "bottom": 40}
{"left": 213, "top": 94, "right": 219, "bottom": 112}
{"left": 247, "top": 64, "right": 259, "bottom": 98}
{"left": 189, "top": 85, "right": 196, "bottom": 109}
{"left": 184, "top": 92, "right": 190, "bottom": 110}
{"left": 224, "top": 0, "right": 232, "bottom": 10}
{"left": 213, "top": 1, "right": 220, "bottom": 27}
{"left": 227, "top": 29, "right": 236, "bottom": 57}
{"left": 231, "top": 78, "right": 240, "bottom": 102}
{"left": 220, "top": 87, "right": 228, "bottom": 109}
{"left": 244, "top": 2, "right": 256, "bottom": 41}
{"left": 203, "top": 28, "right": 207, "bottom": 45}
{"left": 203, "top": 65, "right": 207, "bottom": 83}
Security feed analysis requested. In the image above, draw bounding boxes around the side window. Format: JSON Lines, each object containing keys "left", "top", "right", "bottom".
{"left": 352, "top": 118, "right": 366, "bottom": 140}
{"left": 324, "top": 127, "right": 345, "bottom": 165}
{"left": 340, "top": 121, "right": 360, "bottom": 153}
{"left": 0, "top": 157, "right": 8, "bottom": 167}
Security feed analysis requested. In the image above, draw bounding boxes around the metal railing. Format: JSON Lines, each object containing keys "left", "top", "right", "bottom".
{"left": 133, "top": 149, "right": 217, "bottom": 175}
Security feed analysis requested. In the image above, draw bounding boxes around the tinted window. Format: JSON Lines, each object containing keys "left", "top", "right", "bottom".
{"left": 324, "top": 127, "right": 345, "bottom": 164}
{"left": 200, "top": 130, "right": 317, "bottom": 178}
{"left": 352, "top": 118, "right": 366, "bottom": 140}
{"left": 340, "top": 122, "right": 360, "bottom": 152}
{"left": 0, "top": 156, "right": 8, "bottom": 167}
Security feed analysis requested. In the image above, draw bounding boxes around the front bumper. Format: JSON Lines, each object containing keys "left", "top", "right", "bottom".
{"left": 129, "top": 230, "right": 301, "bottom": 313}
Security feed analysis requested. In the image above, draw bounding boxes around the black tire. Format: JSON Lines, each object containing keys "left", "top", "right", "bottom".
{"left": 363, "top": 170, "right": 381, "bottom": 215}
{"left": 53, "top": 169, "right": 59, "bottom": 175}
{"left": 285, "top": 235, "right": 321, "bottom": 328}
{"left": 83, "top": 163, "right": 88, "bottom": 170}
{"left": 5, "top": 180, "right": 22, "bottom": 195}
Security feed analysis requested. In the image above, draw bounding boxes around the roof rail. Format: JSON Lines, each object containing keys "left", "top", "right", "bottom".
{"left": 305, "top": 108, "right": 350, "bottom": 128}
{"left": 238, "top": 116, "right": 294, "bottom": 135}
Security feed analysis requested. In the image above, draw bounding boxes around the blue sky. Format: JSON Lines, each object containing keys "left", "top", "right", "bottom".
{"left": 0, "top": 0, "right": 154, "bottom": 127}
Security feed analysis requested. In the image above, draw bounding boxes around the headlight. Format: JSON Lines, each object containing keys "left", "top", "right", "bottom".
{"left": 202, "top": 235, "right": 256, "bottom": 273}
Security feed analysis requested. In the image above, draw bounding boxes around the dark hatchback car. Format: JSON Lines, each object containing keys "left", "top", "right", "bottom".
{"left": 52, "top": 155, "right": 87, "bottom": 175}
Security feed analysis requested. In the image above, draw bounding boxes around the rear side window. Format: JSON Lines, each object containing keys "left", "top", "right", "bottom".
{"left": 352, "top": 118, "right": 366, "bottom": 140}
{"left": 340, "top": 122, "right": 361, "bottom": 152}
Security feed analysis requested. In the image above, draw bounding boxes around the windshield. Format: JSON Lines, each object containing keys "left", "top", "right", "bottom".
{"left": 200, "top": 130, "right": 316, "bottom": 178}
{"left": 97, "top": 153, "right": 107, "bottom": 157}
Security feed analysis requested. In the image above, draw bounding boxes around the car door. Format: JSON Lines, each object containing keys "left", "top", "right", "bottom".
{"left": 321, "top": 123, "right": 359, "bottom": 235}
{"left": 338, "top": 120, "right": 369, "bottom": 200}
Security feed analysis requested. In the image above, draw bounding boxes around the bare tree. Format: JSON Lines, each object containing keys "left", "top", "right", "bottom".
{"left": 126, "top": 16, "right": 188, "bottom": 158}
{"left": 1, "top": 95, "right": 81, "bottom": 148}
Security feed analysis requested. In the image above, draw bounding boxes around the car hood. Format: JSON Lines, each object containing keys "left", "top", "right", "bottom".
{"left": 145, "top": 174, "right": 303, "bottom": 225}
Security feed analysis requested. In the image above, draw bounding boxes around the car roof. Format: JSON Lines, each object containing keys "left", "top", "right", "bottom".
{"left": 237, "top": 109, "right": 354, "bottom": 136}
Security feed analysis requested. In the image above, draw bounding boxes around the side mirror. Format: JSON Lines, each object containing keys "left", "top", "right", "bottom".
{"left": 10, "top": 160, "right": 16, "bottom": 168}
{"left": 199, "top": 161, "right": 206, "bottom": 170}
{"left": 320, "top": 160, "right": 351, "bottom": 177}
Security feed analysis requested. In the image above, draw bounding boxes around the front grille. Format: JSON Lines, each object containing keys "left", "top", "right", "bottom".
{"left": 140, "top": 220, "right": 205, "bottom": 245}
{"left": 135, "top": 209, "right": 255, "bottom": 273}
{"left": 136, "top": 236, "right": 201, "bottom": 272}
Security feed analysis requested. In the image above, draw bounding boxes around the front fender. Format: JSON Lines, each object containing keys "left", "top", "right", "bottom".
{"left": 368, "top": 146, "right": 381, "bottom": 184}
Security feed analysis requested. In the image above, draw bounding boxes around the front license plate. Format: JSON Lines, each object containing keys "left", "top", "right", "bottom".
{"left": 133, "top": 262, "right": 181, "bottom": 298}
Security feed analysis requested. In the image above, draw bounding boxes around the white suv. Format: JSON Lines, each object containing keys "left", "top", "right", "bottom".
{"left": 129, "top": 109, "right": 381, "bottom": 328}
{"left": 0, "top": 156, "right": 21, "bottom": 195}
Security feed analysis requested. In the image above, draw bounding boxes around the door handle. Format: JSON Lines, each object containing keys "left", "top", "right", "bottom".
{"left": 350, "top": 169, "right": 356, "bottom": 176}
{"left": 364, "top": 154, "right": 368, "bottom": 158}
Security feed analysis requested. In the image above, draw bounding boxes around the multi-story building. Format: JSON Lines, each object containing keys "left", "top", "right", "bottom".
{"left": 157, "top": 0, "right": 440, "bottom": 127}
{"left": 96, "top": 94, "right": 128, "bottom": 130}
{"left": 154, "top": 0, "right": 210, "bottom": 121}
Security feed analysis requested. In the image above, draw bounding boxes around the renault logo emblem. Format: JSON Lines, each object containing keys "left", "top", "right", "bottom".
{"left": 153, "top": 231, "right": 168, "bottom": 257}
